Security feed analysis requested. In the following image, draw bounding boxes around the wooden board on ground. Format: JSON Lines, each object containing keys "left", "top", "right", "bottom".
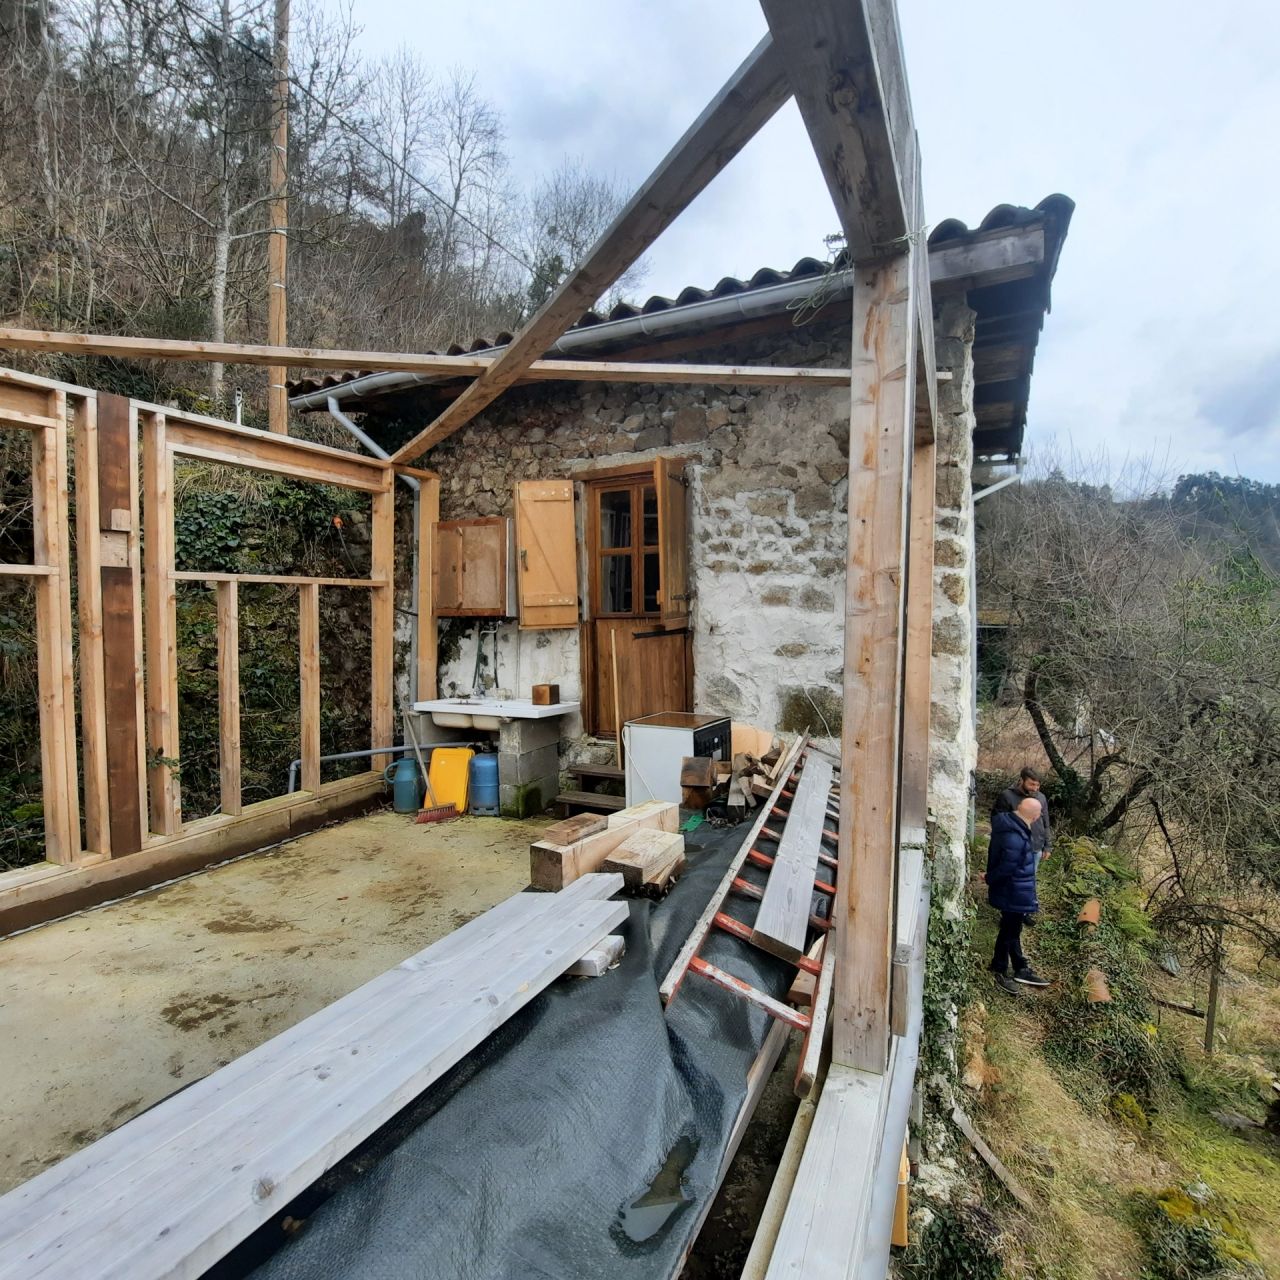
{"left": 0, "top": 877, "right": 627, "bottom": 1280}
{"left": 750, "top": 758, "right": 834, "bottom": 961}
{"left": 603, "top": 828, "right": 685, "bottom": 889}
{"left": 531, "top": 800, "right": 678, "bottom": 890}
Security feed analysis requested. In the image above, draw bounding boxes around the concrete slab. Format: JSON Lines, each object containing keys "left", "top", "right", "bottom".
{"left": 0, "top": 809, "right": 549, "bottom": 1193}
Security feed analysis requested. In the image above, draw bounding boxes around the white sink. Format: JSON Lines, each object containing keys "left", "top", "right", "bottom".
{"left": 412, "top": 697, "right": 581, "bottom": 730}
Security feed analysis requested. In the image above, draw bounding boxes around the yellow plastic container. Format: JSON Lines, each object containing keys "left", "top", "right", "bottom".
{"left": 428, "top": 747, "right": 474, "bottom": 813}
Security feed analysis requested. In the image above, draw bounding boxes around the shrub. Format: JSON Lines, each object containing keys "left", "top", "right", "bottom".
{"left": 1137, "top": 1183, "right": 1264, "bottom": 1279}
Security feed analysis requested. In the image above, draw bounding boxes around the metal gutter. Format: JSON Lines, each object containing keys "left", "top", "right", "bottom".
{"left": 288, "top": 270, "right": 854, "bottom": 412}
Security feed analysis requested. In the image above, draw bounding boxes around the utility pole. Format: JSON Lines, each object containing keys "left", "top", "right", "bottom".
{"left": 267, "top": 0, "right": 289, "bottom": 433}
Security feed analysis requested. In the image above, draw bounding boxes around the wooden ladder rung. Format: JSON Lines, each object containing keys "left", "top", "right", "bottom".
{"left": 688, "top": 956, "right": 812, "bottom": 1032}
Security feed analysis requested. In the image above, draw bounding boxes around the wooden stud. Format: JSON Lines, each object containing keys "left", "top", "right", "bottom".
{"left": 900, "top": 438, "right": 936, "bottom": 830}
{"left": 834, "top": 252, "right": 918, "bottom": 1073}
{"left": 217, "top": 581, "right": 242, "bottom": 816}
{"left": 389, "top": 35, "right": 792, "bottom": 462}
{"left": 298, "top": 582, "right": 321, "bottom": 794}
{"left": 369, "top": 478, "right": 395, "bottom": 773}
{"left": 73, "top": 394, "right": 111, "bottom": 855}
{"left": 142, "top": 414, "right": 180, "bottom": 835}
{"left": 417, "top": 473, "right": 440, "bottom": 699}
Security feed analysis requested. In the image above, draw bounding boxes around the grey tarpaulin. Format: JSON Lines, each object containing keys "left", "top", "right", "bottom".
{"left": 207, "top": 820, "right": 816, "bottom": 1280}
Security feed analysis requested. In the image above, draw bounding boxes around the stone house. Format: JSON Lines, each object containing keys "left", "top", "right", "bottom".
{"left": 289, "top": 194, "right": 1073, "bottom": 866}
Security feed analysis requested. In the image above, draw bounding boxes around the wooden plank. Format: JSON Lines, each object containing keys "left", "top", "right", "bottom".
{"left": 656, "top": 455, "right": 689, "bottom": 625}
{"left": 369, "top": 479, "right": 395, "bottom": 772}
{"left": 72, "top": 394, "right": 110, "bottom": 855}
{"left": 536, "top": 812, "right": 608, "bottom": 851}
{"left": 0, "top": 895, "right": 628, "bottom": 1280}
{"left": 660, "top": 735, "right": 807, "bottom": 1004}
{"left": 530, "top": 800, "right": 678, "bottom": 891}
{"left": 951, "top": 1107, "right": 1036, "bottom": 1212}
{"left": 417, "top": 472, "right": 440, "bottom": 699}
{"left": 602, "top": 827, "right": 683, "bottom": 888}
{"left": 515, "top": 479, "right": 578, "bottom": 629}
{"left": 834, "top": 252, "right": 918, "bottom": 1073}
{"left": 605, "top": 798, "right": 681, "bottom": 831}
{"left": 389, "top": 35, "right": 792, "bottom": 462}
{"left": 762, "top": 1061, "right": 895, "bottom": 1279}
{"left": 795, "top": 935, "right": 838, "bottom": 1098}
{"left": 758, "top": 0, "right": 915, "bottom": 259}
{"left": 96, "top": 394, "right": 146, "bottom": 856}
{"left": 899, "top": 438, "right": 935, "bottom": 830}
{"left": 750, "top": 758, "right": 833, "bottom": 961}
{"left": 0, "top": 563, "right": 55, "bottom": 576}
{"left": 216, "top": 582, "right": 242, "bottom": 816}
{"left": 29, "top": 397, "right": 80, "bottom": 864}
{"left": 172, "top": 571, "right": 382, "bottom": 588}
{"left": 141, "top": 416, "right": 180, "bottom": 835}
{"left": 928, "top": 223, "right": 1045, "bottom": 293}
{"left": 0, "top": 329, "right": 853, "bottom": 392}
{"left": 298, "top": 583, "right": 321, "bottom": 793}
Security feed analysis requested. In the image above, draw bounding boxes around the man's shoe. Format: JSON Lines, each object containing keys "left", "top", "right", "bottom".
{"left": 1014, "top": 967, "right": 1050, "bottom": 987}
{"left": 994, "top": 974, "right": 1020, "bottom": 995}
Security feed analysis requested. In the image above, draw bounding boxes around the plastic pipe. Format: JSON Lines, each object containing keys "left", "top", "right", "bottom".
{"left": 286, "top": 740, "right": 475, "bottom": 793}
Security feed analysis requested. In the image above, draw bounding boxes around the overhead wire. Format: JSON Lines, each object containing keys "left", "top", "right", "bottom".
{"left": 166, "top": 0, "right": 559, "bottom": 293}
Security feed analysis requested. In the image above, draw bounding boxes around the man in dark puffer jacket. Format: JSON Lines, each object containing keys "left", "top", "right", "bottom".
{"left": 986, "top": 794, "right": 1051, "bottom": 993}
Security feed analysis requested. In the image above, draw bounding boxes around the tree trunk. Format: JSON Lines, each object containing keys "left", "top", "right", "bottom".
{"left": 210, "top": 205, "right": 230, "bottom": 405}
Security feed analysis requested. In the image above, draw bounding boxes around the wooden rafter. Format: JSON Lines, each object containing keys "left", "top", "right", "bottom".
{"left": 389, "top": 34, "right": 793, "bottom": 462}
{"left": 0, "top": 328, "right": 851, "bottom": 392}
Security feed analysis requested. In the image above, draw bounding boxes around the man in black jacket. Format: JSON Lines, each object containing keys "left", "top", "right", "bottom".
{"left": 994, "top": 766, "right": 1052, "bottom": 861}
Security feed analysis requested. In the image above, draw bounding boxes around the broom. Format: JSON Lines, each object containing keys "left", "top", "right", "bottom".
{"left": 403, "top": 710, "right": 459, "bottom": 823}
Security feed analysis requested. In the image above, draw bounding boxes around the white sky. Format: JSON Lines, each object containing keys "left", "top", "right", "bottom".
{"left": 337, "top": 1, "right": 1280, "bottom": 483}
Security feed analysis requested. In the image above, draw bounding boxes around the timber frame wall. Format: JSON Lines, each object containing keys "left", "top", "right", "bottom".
{"left": 0, "top": 366, "right": 423, "bottom": 932}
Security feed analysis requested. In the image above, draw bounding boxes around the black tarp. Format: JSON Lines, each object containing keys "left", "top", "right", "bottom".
{"left": 209, "top": 819, "right": 806, "bottom": 1280}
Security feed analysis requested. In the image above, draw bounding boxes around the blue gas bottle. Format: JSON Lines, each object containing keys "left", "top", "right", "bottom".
{"left": 383, "top": 757, "right": 423, "bottom": 813}
{"left": 470, "top": 753, "right": 500, "bottom": 816}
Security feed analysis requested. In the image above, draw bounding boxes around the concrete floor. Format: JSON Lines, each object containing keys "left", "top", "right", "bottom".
{"left": 0, "top": 809, "right": 547, "bottom": 1193}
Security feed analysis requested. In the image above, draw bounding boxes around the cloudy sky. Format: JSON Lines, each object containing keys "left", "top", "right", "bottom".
{"left": 338, "top": 1, "right": 1280, "bottom": 483}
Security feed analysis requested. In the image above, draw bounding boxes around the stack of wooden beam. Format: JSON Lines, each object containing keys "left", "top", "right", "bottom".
{"left": 530, "top": 800, "right": 679, "bottom": 891}
{"left": 603, "top": 827, "right": 686, "bottom": 895}
{"left": 0, "top": 876, "right": 627, "bottom": 1280}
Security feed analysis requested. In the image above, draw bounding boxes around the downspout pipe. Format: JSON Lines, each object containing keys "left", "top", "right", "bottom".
{"left": 327, "top": 395, "right": 422, "bottom": 706}
{"left": 289, "top": 269, "right": 856, "bottom": 414}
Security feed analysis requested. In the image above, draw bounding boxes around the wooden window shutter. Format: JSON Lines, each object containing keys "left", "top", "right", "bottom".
{"left": 655, "top": 457, "right": 689, "bottom": 624}
{"left": 515, "top": 479, "right": 578, "bottom": 628}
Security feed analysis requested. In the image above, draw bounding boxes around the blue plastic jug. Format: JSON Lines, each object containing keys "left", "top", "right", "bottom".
{"left": 384, "top": 757, "right": 422, "bottom": 813}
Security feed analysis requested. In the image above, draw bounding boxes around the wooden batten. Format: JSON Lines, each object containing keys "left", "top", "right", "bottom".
{"left": 141, "top": 413, "right": 181, "bottom": 836}
{"left": 217, "top": 581, "right": 242, "bottom": 817}
{"left": 298, "top": 582, "right": 321, "bottom": 793}
{"left": 369, "top": 479, "right": 395, "bottom": 772}
{"left": 899, "top": 438, "right": 936, "bottom": 830}
{"left": 417, "top": 472, "right": 440, "bottom": 698}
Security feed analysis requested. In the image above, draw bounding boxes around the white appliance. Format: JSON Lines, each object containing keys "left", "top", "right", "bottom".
{"left": 623, "top": 712, "right": 731, "bottom": 806}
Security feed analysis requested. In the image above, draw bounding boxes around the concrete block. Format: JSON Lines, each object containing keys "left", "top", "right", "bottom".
{"left": 497, "top": 743, "right": 560, "bottom": 786}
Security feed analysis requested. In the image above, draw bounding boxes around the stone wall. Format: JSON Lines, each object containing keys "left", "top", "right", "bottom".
{"left": 927, "top": 297, "right": 979, "bottom": 891}
{"left": 386, "top": 317, "right": 854, "bottom": 757}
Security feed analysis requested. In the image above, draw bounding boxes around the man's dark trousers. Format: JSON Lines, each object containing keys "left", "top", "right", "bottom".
{"left": 991, "top": 911, "right": 1028, "bottom": 975}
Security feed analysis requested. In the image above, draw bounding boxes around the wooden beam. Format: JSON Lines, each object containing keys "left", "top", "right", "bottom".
{"left": 899, "top": 438, "right": 935, "bottom": 830}
{"left": 929, "top": 224, "right": 1045, "bottom": 293}
{"left": 417, "top": 473, "right": 440, "bottom": 700}
{"left": 29, "top": 396, "right": 81, "bottom": 864}
{"left": 73, "top": 394, "right": 111, "bottom": 855}
{"left": 142, "top": 414, "right": 180, "bottom": 836}
{"left": 369, "top": 479, "right": 395, "bottom": 773}
{"left": 216, "top": 581, "right": 241, "bottom": 817}
{"left": 96, "top": 394, "right": 146, "bottom": 855}
{"left": 0, "top": 329, "right": 852, "bottom": 392}
{"left": 389, "top": 34, "right": 792, "bottom": 462}
{"left": 758, "top": 0, "right": 916, "bottom": 260}
{"left": 834, "top": 252, "right": 918, "bottom": 1073}
{"left": 298, "top": 582, "right": 321, "bottom": 793}
{"left": 172, "top": 571, "right": 383, "bottom": 588}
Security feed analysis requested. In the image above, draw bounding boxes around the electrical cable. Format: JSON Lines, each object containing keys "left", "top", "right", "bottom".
{"left": 166, "top": 0, "right": 558, "bottom": 293}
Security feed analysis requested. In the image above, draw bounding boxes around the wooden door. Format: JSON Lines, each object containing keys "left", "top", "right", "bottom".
{"left": 584, "top": 465, "right": 691, "bottom": 736}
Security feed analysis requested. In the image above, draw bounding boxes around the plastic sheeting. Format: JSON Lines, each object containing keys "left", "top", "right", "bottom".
{"left": 209, "top": 821, "right": 807, "bottom": 1280}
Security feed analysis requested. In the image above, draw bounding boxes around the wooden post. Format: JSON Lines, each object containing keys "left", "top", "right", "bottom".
{"left": 266, "top": 0, "right": 289, "bottom": 434}
{"left": 95, "top": 393, "right": 146, "bottom": 854}
{"left": 900, "top": 437, "right": 936, "bottom": 831}
{"left": 370, "top": 478, "right": 395, "bottom": 770}
{"left": 217, "top": 580, "right": 242, "bottom": 815}
{"left": 298, "top": 582, "right": 321, "bottom": 793}
{"left": 416, "top": 474, "right": 439, "bottom": 700}
{"left": 73, "top": 394, "right": 111, "bottom": 855}
{"left": 834, "top": 252, "right": 918, "bottom": 1073}
{"left": 30, "top": 394, "right": 81, "bottom": 863}
{"left": 142, "top": 412, "right": 181, "bottom": 834}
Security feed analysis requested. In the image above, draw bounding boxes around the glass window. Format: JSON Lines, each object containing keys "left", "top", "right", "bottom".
{"left": 642, "top": 487, "right": 659, "bottom": 548}
{"left": 643, "top": 552, "right": 660, "bottom": 614}
{"left": 602, "top": 554, "right": 632, "bottom": 614}
{"left": 600, "top": 489, "right": 632, "bottom": 549}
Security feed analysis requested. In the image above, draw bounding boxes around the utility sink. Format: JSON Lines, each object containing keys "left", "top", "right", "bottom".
{"left": 412, "top": 697, "right": 581, "bottom": 731}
